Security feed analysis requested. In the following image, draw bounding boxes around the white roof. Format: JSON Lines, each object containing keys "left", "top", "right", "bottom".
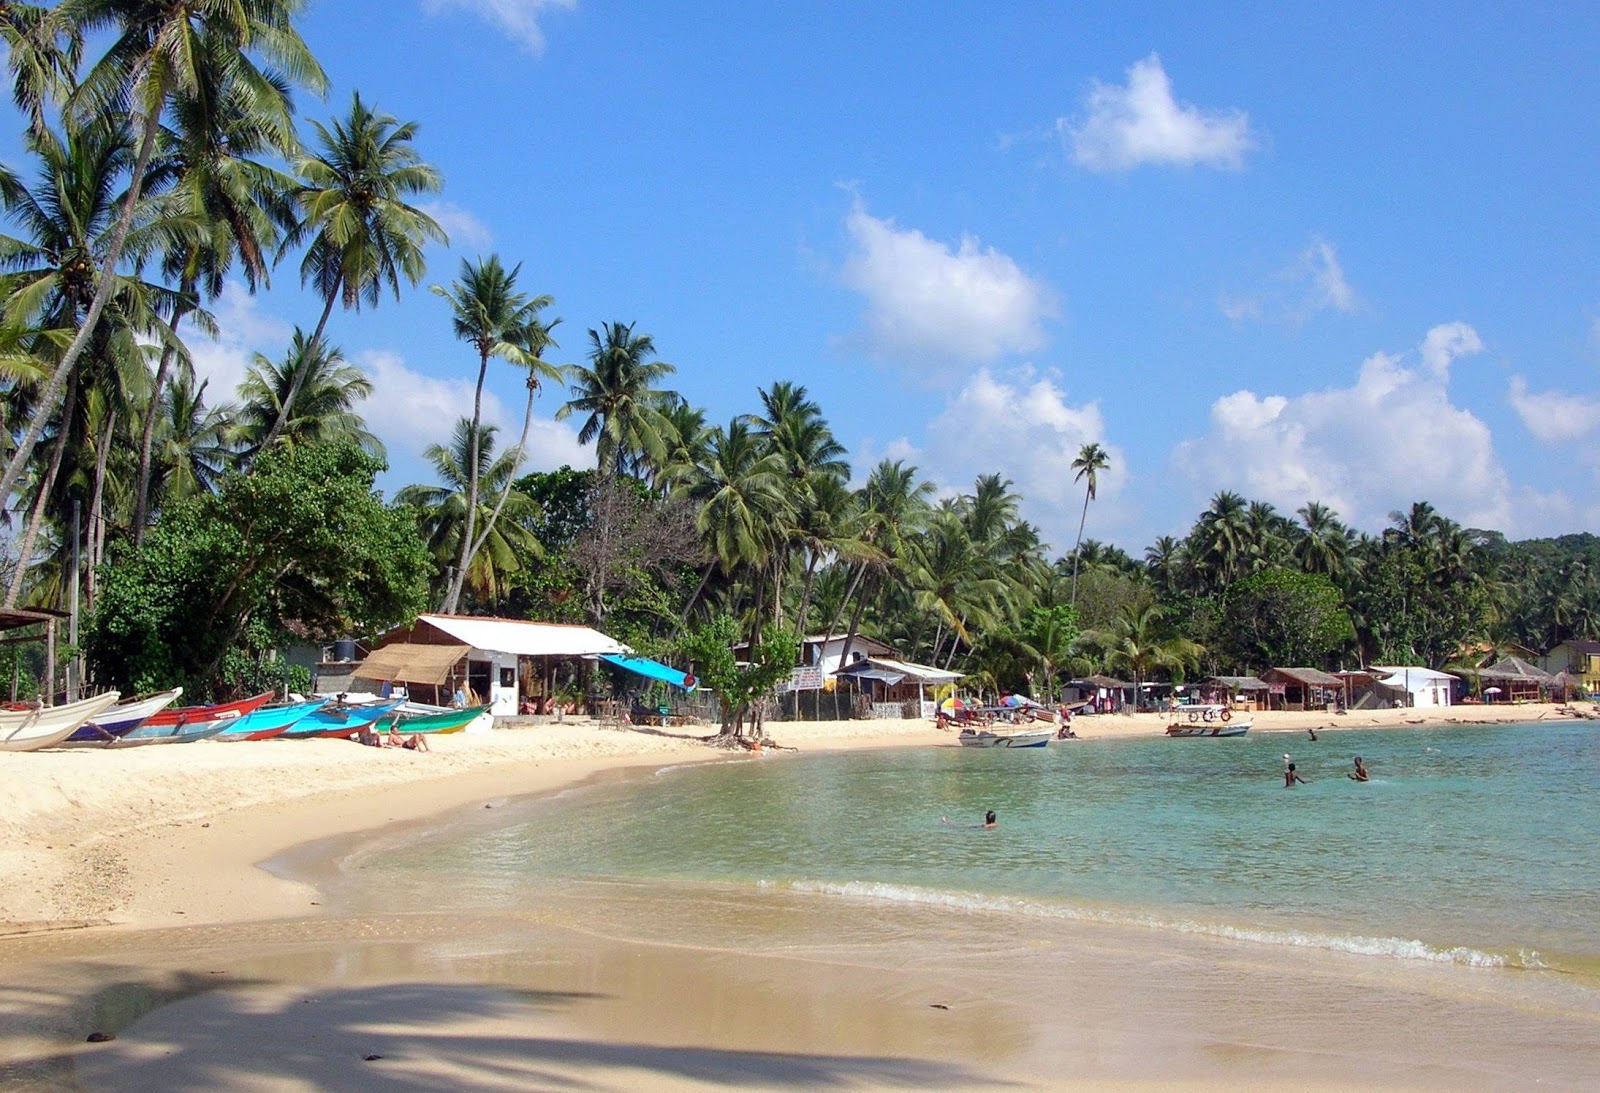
{"left": 1371, "top": 665, "right": 1457, "bottom": 685}
{"left": 418, "top": 614, "right": 628, "bottom": 657}
{"left": 834, "top": 656, "right": 962, "bottom": 684}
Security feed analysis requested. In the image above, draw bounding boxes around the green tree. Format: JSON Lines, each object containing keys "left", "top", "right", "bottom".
{"left": 558, "top": 320, "right": 677, "bottom": 480}
{"left": 1068, "top": 441, "right": 1110, "bottom": 606}
{"left": 1216, "top": 568, "right": 1354, "bottom": 670}
{"left": 677, "top": 613, "right": 797, "bottom": 739}
{"left": 232, "top": 329, "right": 380, "bottom": 458}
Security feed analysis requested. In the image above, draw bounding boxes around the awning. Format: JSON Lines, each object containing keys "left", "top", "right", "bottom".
{"left": 352, "top": 642, "right": 470, "bottom": 686}
{"left": 599, "top": 654, "right": 695, "bottom": 691}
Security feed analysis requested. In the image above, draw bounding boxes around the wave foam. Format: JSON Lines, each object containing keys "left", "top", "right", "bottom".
{"left": 783, "top": 879, "right": 1544, "bottom": 970}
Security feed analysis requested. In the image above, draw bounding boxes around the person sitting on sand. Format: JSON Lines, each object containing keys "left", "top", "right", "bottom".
{"left": 388, "top": 724, "right": 429, "bottom": 752}
{"left": 1348, "top": 756, "right": 1370, "bottom": 782}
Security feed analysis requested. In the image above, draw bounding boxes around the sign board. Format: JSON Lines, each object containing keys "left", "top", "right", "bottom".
{"left": 787, "top": 665, "right": 825, "bottom": 692}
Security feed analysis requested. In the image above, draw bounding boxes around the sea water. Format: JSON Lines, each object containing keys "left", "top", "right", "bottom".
{"left": 363, "top": 722, "right": 1600, "bottom": 981}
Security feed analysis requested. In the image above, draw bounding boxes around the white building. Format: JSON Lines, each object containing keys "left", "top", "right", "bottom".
{"left": 1370, "top": 665, "right": 1457, "bottom": 708}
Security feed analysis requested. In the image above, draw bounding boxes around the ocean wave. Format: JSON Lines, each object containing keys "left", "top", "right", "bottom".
{"left": 780, "top": 879, "right": 1545, "bottom": 970}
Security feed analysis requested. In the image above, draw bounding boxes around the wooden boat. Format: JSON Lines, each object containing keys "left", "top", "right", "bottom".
{"left": 0, "top": 691, "right": 123, "bottom": 752}
{"left": 1165, "top": 704, "right": 1251, "bottom": 737}
{"left": 61, "top": 688, "right": 184, "bottom": 745}
{"left": 389, "top": 704, "right": 490, "bottom": 735}
{"left": 283, "top": 699, "right": 406, "bottom": 739}
{"left": 214, "top": 698, "right": 331, "bottom": 741}
{"left": 121, "top": 691, "right": 274, "bottom": 744}
{"left": 1166, "top": 721, "right": 1251, "bottom": 737}
{"left": 957, "top": 725, "right": 1053, "bottom": 748}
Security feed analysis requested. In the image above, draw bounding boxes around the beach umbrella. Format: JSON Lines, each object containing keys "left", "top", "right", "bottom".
{"left": 938, "top": 696, "right": 964, "bottom": 714}
{"left": 1484, "top": 686, "right": 1503, "bottom": 694}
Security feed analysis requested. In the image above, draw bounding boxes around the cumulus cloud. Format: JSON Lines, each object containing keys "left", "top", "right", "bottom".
{"left": 1221, "top": 236, "right": 1358, "bottom": 324}
{"left": 911, "top": 366, "right": 1126, "bottom": 553}
{"left": 1173, "top": 323, "right": 1519, "bottom": 531}
{"left": 418, "top": 200, "right": 494, "bottom": 250}
{"left": 839, "top": 202, "right": 1054, "bottom": 371}
{"left": 421, "top": 0, "right": 574, "bottom": 56}
{"left": 356, "top": 349, "right": 588, "bottom": 472}
{"left": 1509, "top": 376, "right": 1600, "bottom": 443}
{"left": 1062, "top": 53, "right": 1254, "bottom": 172}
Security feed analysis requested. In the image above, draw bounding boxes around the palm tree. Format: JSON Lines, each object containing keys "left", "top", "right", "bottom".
{"left": 1099, "top": 603, "right": 1203, "bottom": 694}
{"left": 396, "top": 418, "right": 542, "bottom": 608}
{"left": 557, "top": 321, "right": 677, "bottom": 480}
{"left": 150, "top": 367, "right": 234, "bottom": 505}
{"left": 653, "top": 394, "right": 710, "bottom": 493}
{"left": 430, "top": 254, "right": 557, "bottom": 612}
{"left": 0, "top": 0, "right": 326, "bottom": 518}
{"left": 266, "top": 91, "right": 444, "bottom": 452}
{"left": 232, "top": 329, "right": 380, "bottom": 458}
{"left": 1068, "top": 442, "right": 1110, "bottom": 606}
{"left": 909, "top": 509, "right": 1005, "bottom": 668}
{"left": 1293, "top": 501, "right": 1354, "bottom": 580}
{"left": 1190, "top": 490, "right": 1250, "bottom": 591}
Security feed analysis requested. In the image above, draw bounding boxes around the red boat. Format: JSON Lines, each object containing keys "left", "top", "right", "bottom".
{"left": 130, "top": 691, "right": 275, "bottom": 737}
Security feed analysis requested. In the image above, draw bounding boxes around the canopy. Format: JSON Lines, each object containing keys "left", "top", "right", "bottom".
{"left": 352, "top": 642, "right": 470, "bottom": 686}
{"left": 417, "top": 614, "right": 627, "bottom": 657}
{"left": 833, "top": 656, "right": 962, "bottom": 684}
{"left": 599, "top": 654, "right": 695, "bottom": 691}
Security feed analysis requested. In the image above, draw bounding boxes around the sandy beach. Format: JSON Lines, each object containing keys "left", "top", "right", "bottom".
{"left": 3, "top": 704, "right": 1596, "bottom": 1090}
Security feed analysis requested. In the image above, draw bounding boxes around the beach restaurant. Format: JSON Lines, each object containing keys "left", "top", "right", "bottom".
{"left": 1260, "top": 667, "right": 1345, "bottom": 711}
{"left": 831, "top": 656, "right": 962, "bottom": 719}
{"left": 353, "top": 614, "right": 630, "bottom": 716}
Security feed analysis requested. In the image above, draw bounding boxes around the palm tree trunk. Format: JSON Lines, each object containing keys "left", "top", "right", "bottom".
{"left": 791, "top": 551, "right": 821, "bottom": 646}
{"left": 1069, "top": 486, "right": 1092, "bottom": 607}
{"left": 5, "top": 383, "right": 73, "bottom": 608}
{"left": 85, "top": 408, "right": 114, "bottom": 612}
{"left": 839, "top": 571, "right": 873, "bottom": 674}
{"left": 446, "top": 348, "right": 492, "bottom": 613}
{"left": 821, "top": 560, "right": 867, "bottom": 645}
{"left": 0, "top": 99, "right": 164, "bottom": 515}
{"left": 259, "top": 289, "right": 339, "bottom": 457}
{"left": 132, "top": 302, "right": 191, "bottom": 544}
{"left": 461, "top": 379, "right": 535, "bottom": 581}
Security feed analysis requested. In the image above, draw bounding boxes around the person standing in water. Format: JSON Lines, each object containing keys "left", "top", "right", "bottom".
{"left": 1349, "top": 756, "right": 1371, "bottom": 782}
{"left": 1283, "top": 754, "right": 1309, "bottom": 787}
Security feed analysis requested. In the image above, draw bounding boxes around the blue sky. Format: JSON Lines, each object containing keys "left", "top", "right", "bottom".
{"left": 163, "top": 3, "right": 1600, "bottom": 551}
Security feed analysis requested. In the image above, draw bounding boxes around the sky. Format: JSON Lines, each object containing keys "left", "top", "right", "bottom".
{"left": 74, "top": 3, "right": 1600, "bottom": 553}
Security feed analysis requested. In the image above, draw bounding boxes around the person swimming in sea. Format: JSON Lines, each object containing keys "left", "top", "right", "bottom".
{"left": 942, "top": 810, "right": 998, "bottom": 829}
{"left": 1348, "top": 756, "right": 1370, "bottom": 782}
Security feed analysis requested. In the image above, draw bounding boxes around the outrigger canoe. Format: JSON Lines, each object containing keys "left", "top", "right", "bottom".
{"left": 388, "top": 704, "right": 490, "bottom": 735}
{"left": 121, "top": 691, "right": 274, "bottom": 745}
{"left": 0, "top": 691, "right": 123, "bottom": 752}
{"left": 60, "top": 687, "right": 184, "bottom": 745}
{"left": 283, "top": 699, "right": 405, "bottom": 740}
{"left": 214, "top": 698, "right": 331, "bottom": 741}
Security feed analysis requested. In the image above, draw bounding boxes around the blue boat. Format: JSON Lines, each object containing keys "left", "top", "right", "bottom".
{"left": 214, "top": 698, "right": 332, "bottom": 741}
{"left": 282, "top": 699, "right": 406, "bottom": 739}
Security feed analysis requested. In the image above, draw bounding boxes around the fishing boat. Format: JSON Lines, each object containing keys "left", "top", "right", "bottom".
{"left": 213, "top": 698, "right": 331, "bottom": 741}
{"left": 1165, "top": 705, "right": 1251, "bottom": 737}
{"left": 388, "top": 704, "right": 490, "bottom": 735}
{"left": 283, "top": 699, "right": 406, "bottom": 740}
{"left": 0, "top": 691, "right": 122, "bottom": 752}
{"left": 60, "top": 688, "right": 184, "bottom": 746}
{"left": 120, "top": 691, "right": 275, "bottom": 745}
{"left": 956, "top": 725, "right": 1054, "bottom": 748}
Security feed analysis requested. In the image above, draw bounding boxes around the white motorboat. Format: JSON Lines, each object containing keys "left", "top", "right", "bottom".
{"left": 1166, "top": 704, "right": 1250, "bottom": 737}
{"left": 0, "top": 691, "right": 123, "bottom": 752}
{"left": 957, "top": 725, "right": 1053, "bottom": 748}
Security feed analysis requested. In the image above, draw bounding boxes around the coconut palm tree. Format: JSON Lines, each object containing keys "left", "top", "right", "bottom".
{"left": 1068, "top": 442, "right": 1110, "bottom": 607}
{"left": 0, "top": 0, "right": 326, "bottom": 517}
{"left": 1099, "top": 603, "right": 1203, "bottom": 694}
{"left": 558, "top": 321, "right": 678, "bottom": 481}
{"left": 231, "top": 329, "right": 380, "bottom": 459}
{"left": 396, "top": 418, "right": 542, "bottom": 608}
{"left": 266, "top": 91, "right": 443, "bottom": 452}
{"left": 430, "top": 254, "right": 557, "bottom": 612}
{"left": 150, "top": 367, "right": 234, "bottom": 505}
{"left": 1293, "top": 501, "right": 1355, "bottom": 581}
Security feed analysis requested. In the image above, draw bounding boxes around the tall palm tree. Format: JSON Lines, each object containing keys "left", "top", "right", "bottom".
{"left": 0, "top": 0, "right": 326, "bottom": 517}
{"left": 265, "top": 91, "right": 444, "bottom": 452}
{"left": 430, "top": 254, "right": 557, "bottom": 612}
{"left": 1190, "top": 490, "right": 1250, "bottom": 592}
{"left": 1293, "top": 501, "right": 1354, "bottom": 580}
{"left": 558, "top": 321, "right": 677, "bottom": 480}
{"left": 653, "top": 394, "right": 710, "bottom": 493}
{"left": 1068, "top": 442, "right": 1110, "bottom": 606}
{"left": 151, "top": 368, "right": 234, "bottom": 503}
{"left": 231, "top": 329, "right": 380, "bottom": 458}
{"left": 396, "top": 418, "right": 541, "bottom": 608}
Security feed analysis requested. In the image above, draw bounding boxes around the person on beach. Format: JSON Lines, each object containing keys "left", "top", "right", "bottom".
{"left": 1283, "top": 755, "right": 1309, "bottom": 787}
{"left": 388, "top": 724, "right": 430, "bottom": 752}
{"left": 942, "top": 810, "right": 998, "bottom": 829}
{"left": 1349, "top": 756, "right": 1370, "bottom": 782}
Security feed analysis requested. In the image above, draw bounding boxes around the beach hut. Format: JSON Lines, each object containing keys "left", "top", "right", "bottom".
{"left": 354, "top": 614, "right": 629, "bottom": 717}
{"left": 1369, "top": 665, "right": 1458, "bottom": 708}
{"left": 1471, "top": 655, "right": 1553, "bottom": 703}
{"left": 1201, "top": 675, "right": 1270, "bottom": 712}
{"left": 1261, "top": 667, "right": 1344, "bottom": 711}
{"left": 1064, "top": 675, "right": 1135, "bottom": 713}
{"left": 831, "top": 656, "right": 962, "bottom": 719}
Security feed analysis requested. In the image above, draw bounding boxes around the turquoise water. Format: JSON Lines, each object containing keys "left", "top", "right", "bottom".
{"left": 372, "top": 722, "right": 1600, "bottom": 977}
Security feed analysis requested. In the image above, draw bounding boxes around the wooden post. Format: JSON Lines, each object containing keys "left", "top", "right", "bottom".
{"left": 45, "top": 617, "right": 56, "bottom": 706}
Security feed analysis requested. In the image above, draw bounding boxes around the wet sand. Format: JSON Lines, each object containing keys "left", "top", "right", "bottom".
{"left": 2, "top": 706, "right": 1595, "bottom": 1089}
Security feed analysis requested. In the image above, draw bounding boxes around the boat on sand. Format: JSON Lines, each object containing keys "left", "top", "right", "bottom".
{"left": 388, "top": 704, "right": 490, "bottom": 735}
{"left": 60, "top": 688, "right": 184, "bottom": 745}
{"left": 121, "top": 691, "right": 275, "bottom": 745}
{"left": 214, "top": 698, "right": 331, "bottom": 741}
{"left": 0, "top": 691, "right": 122, "bottom": 752}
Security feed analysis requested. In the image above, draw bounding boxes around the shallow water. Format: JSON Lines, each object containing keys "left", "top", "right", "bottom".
{"left": 365, "top": 722, "right": 1600, "bottom": 979}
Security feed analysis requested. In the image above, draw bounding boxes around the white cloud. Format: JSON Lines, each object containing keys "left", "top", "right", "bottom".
{"left": 356, "top": 349, "right": 588, "bottom": 472}
{"left": 916, "top": 366, "right": 1126, "bottom": 553}
{"left": 839, "top": 202, "right": 1054, "bottom": 371}
{"left": 185, "top": 282, "right": 293, "bottom": 402}
{"left": 1509, "top": 376, "right": 1600, "bottom": 443}
{"left": 421, "top": 0, "right": 574, "bottom": 55}
{"left": 1062, "top": 54, "right": 1254, "bottom": 172}
{"left": 417, "top": 200, "right": 494, "bottom": 250}
{"left": 1173, "top": 323, "right": 1520, "bottom": 532}
{"left": 1220, "top": 235, "right": 1358, "bottom": 324}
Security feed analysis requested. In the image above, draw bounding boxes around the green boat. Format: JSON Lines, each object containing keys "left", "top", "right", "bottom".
{"left": 389, "top": 704, "right": 491, "bottom": 734}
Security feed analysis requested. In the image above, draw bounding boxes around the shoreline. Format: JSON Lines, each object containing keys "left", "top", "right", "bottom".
{"left": 3, "top": 705, "right": 1596, "bottom": 1090}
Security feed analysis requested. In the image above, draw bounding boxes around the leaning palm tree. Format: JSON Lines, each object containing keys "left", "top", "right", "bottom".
{"left": 1068, "top": 442, "right": 1110, "bottom": 607}
{"left": 231, "top": 329, "right": 381, "bottom": 459}
{"left": 265, "top": 91, "right": 444, "bottom": 452}
{"left": 0, "top": 0, "right": 326, "bottom": 520}
{"left": 558, "top": 321, "right": 677, "bottom": 481}
{"left": 396, "top": 418, "right": 542, "bottom": 608}
{"left": 430, "top": 254, "right": 558, "bottom": 612}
